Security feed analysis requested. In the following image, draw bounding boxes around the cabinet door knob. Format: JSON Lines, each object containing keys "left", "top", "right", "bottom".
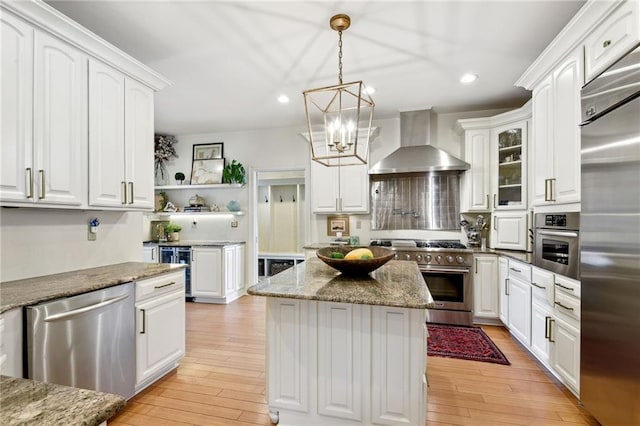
{"left": 602, "top": 39, "right": 612, "bottom": 48}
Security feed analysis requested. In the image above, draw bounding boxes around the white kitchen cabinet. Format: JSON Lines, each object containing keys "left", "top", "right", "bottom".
{"left": 89, "top": 60, "right": 155, "bottom": 209}
{"left": 531, "top": 266, "right": 555, "bottom": 306}
{"left": 491, "top": 119, "right": 528, "bottom": 210}
{"left": 135, "top": 271, "right": 185, "bottom": 394}
{"left": 584, "top": 0, "right": 640, "bottom": 83}
{"left": 473, "top": 254, "right": 499, "bottom": 321}
{"left": 531, "top": 50, "right": 582, "bottom": 206}
{"left": 191, "top": 247, "right": 223, "bottom": 298}
{"left": 191, "top": 245, "right": 245, "bottom": 303}
{"left": 531, "top": 298, "right": 552, "bottom": 366}
{"left": 498, "top": 257, "right": 509, "bottom": 325}
{"left": 142, "top": 245, "right": 159, "bottom": 263}
{"left": 0, "top": 308, "right": 23, "bottom": 378}
{"left": 490, "top": 210, "right": 530, "bottom": 251}
{"left": 507, "top": 275, "right": 531, "bottom": 347}
{"left": 310, "top": 161, "right": 369, "bottom": 213}
{"left": 461, "top": 129, "right": 491, "bottom": 212}
{"left": 1, "top": 13, "right": 86, "bottom": 207}
{"left": 266, "top": 298, "right": 426, "bottom": 425}
{"left": 550, "top": 313, "right": 580, "bottom": 394}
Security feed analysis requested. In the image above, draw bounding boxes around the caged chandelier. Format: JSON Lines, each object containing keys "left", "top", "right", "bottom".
{"left": 303, "top": 14, "right": 375, "bottom": 167}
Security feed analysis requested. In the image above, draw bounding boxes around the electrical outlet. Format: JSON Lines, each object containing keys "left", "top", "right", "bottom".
{"left": 231, "top": 220, "right": 238, "bottom": 228}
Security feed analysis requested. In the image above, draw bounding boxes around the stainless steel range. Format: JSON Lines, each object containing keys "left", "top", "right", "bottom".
{"left": 370, "top": 239, "right": 474, "bottom": 325}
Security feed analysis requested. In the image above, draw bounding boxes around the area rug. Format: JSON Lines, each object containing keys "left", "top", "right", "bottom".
{"left": 427, "top": 324, "right": 510, "bottom": 365}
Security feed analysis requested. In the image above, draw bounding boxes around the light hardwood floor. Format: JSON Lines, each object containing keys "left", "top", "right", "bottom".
{"left": 110, "top": 296, "right": 599, "bottom": 426}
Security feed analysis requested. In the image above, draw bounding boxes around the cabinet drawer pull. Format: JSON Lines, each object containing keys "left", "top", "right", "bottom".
{"left": 486, "top": 194, "right": 489, "bottom": 209}
{"left": 548, "top": 318, "right": 555, "bottom": 342}
{"left": 602, "top": 39, "right": 612, "bottom": 48}
{"left": 549, "top": 178, "right": 556, "bottom": 202}
{"left": 505, "top": 277, "right": 510, "bottom": 296}
{"left": 39, "top": 170, "right": 45, "bottom": 199}
{"left": 475, "top": 258, "right": 478, "bottom": 273}
{"left": 121, "top": 181, "right": 127, "bottom": 204}
{"left": 493, "top": 194, "right": 497, "bottom": 209}
{"left": 26, "top": 168, "right": 34, "bottom": 199}
{"left": 544, "top": 316, "right": 551, "bottom": 339}
{"left": 509, "top": 267, "right": 521, "bottom": 273}
{"left": 532, "top": 282, "right": 546, "bottom": 289}
{"left": 555, "top": 282, "right": 574, "bottom": 291}
{"left": 128, "top": 182, "right": 134, "bottom": 204}
{"left": 154, "top": 281, "right": 176, "bottom": 289}
{"left": 555, "top": 301, "right": 574, "bottom": 312}
{"left": 140, "top": 308, "right": 146, "bottom": 334}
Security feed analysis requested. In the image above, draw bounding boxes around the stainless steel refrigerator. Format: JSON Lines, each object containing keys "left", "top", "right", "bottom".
{"left": 580, "top": 45, "right": 640, "bottom": 425}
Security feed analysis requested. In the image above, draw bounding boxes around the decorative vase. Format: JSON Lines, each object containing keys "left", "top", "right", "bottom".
{"left": 167, "top": 232, "right": 180, "bottom": 242}
{"left": 154, "top": 162, "right": 169, "bottom": 186}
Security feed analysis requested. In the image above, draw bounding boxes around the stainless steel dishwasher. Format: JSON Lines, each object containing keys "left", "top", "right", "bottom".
{"left": 26, "top": 283, "right": 135, "bottom": 399}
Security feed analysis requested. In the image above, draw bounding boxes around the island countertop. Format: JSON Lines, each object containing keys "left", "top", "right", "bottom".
{"left": 247, "top": 257, "right": 434, "bottom": 309}
{"left": 0, "top": 375, "right": 125, "bottom": 425}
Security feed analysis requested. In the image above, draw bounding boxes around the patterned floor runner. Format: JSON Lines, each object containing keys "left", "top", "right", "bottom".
{"left": 427, "top": 324, "right": 510, "bottom": 365}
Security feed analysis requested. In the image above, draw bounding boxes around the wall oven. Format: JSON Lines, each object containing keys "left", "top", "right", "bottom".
{"left": 534, "top": 212, "right": 580, "bottom": 279}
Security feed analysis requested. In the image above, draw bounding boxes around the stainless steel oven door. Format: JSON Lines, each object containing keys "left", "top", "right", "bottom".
{"left": 420, "top": 266, "right": 472, "bottom": 311}
{"left": 534, "top": 229, "right": 579, "bottom": 279}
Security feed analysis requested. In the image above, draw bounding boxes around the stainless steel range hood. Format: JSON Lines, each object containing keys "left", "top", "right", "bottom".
{"left": 369, "top": 110, "right": 470, "bottom": 174}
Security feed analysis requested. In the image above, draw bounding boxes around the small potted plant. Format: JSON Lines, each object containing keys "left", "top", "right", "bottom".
{"left": 223, "top": 160, "right": 246, "bottom": 184}
{"left": 174, "top": 172, "right": 186, "bottom": 185}
{"left": 164, "top": 223, "right": 182, "bottom": 242}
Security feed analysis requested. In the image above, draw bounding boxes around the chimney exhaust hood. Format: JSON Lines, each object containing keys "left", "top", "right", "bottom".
{"left": 369, "top": 110, "right": 470, "bottom": 174}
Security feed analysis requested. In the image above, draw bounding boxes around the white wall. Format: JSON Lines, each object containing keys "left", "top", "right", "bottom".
{"left": 0, "top": 208, "right": 142, "bottom": 282}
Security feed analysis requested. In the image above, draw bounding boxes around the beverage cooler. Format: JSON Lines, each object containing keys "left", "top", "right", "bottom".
{"left": 160, "top": 246, "right": 192, "bottom": 298}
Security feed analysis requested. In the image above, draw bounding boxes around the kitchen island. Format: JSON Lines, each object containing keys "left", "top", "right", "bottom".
{"left": 248, "top": 257, "right": 433, "bottom": 426}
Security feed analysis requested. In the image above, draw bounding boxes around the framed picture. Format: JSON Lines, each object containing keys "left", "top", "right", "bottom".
{"left": 191, "top": 158, "right": 225, "bottom": 184}
{"left": 327, "top": 215, "right": 350, "bottom": 236}
{"left": 192, "top": 142, "right": 223, "bottom": 160}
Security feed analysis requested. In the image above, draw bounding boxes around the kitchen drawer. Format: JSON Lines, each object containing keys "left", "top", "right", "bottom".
{"left": 507, "top": 259, "right": 532, "bottom": 283}
{"left": 531, "top": 266, "right": 554, "bottom": 306}
{"left": 136, "top": 270, "right": 185, "bottom": 302}
{"left": 554, "top": 275, "right": 581, "bottom": 299}
{"left": 554, "top": 291, "right": 580, "bottom": 321}
{"left": 584, "top": 0, "right": 640, "bottom": 83}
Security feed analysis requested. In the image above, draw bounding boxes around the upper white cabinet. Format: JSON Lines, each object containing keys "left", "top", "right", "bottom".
{"left": 490, "top": 210, "right": 530, "bottom": 251}
{"left": 310, "top": 161, "right": 369, "bottom": 213}
{"left": 531, "top": 51, "right": 582, "bottom": 207}
{"left": 1, "top": 11, "right": 86, "bottom": 206}
{"left": 89, "top": 61, "right": 155, "bottom": 209}
{"left": 461, "top": 129, "right": 491, "bottom": 212}
{"left": 491, "top": 118, "right": 528, "bottom": 211}
{"left": 0, "top": 1, "right": 170, "bottom": 210}
{"left": 584, "top": 0, "right": 640, "bottom": 83}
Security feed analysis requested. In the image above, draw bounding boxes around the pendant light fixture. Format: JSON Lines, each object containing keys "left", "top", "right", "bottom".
{"left": 303, "top": 14, "right": 375, "bottom": 167}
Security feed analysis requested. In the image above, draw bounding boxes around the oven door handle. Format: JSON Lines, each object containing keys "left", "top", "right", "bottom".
{"left": 536, "top": 230, "right": 578, "bottom": 238}
{"left": 420, "top": 268, "right": 470, "bottom": 274}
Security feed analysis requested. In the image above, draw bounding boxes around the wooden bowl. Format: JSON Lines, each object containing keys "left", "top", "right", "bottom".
{"left": 316, "top": 246, "right": 395, "bottom": 276}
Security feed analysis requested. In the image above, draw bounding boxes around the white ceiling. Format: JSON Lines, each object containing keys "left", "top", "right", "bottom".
{"left": 45, "top": 0, "right": 586, "bottom": 135}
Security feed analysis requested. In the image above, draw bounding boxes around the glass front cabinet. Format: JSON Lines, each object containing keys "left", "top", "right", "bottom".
{"left": 491, "top": 120, "right": 528, "bottom": 210}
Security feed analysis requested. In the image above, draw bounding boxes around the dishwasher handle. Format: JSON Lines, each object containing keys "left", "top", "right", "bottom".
{"left": 44, "top": 294, "right": 129, "bottom": 322}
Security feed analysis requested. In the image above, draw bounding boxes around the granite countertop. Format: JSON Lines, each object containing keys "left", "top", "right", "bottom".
{"left": 145, "top": 240, "right": 245, "bottom": 247}
{"left": 247, "top": 257, "right": 434, "bottom": 309}
{"left": 0, "top": 375, "right": 125, "bottom": 426}
{"left": 0, "top": 262, "right": 186, "bottom": 313}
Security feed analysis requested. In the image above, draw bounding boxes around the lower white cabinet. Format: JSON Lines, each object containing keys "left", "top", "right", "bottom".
{"left": 191, "top": 245, "right": 244, "bottom": 303}
{"left": 550, "top": 313, "right": 580, "bottom": 394}
{"left": 490, "top": 211, "right": 530, "bottom": 251}
{"left": 473, "top": 255, "right": 499, "bottom": 321}
{"left": 0, "top": 308, "right": 23, "bottom": 378}
{"left": 266, "top": 298, "right": 426, "bottom": 426}
{"left": 507, "top": 275, "right": 532, "bottom": 346}
{"left": 142, "top": 245, "right": 158, "bottom": 263}
{"left": 498, "top": 257, "right": 509, "bottom": 324}
{"left": 531, "top": 298, "right": 552, "bottom": 365}
{"left": 135, "top": 271, "right": 185, "bottom": 394}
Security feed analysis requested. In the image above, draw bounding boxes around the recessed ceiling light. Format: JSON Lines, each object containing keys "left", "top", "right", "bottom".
{"left": 277, "top": 94, "right": 290, "bottom": 104}
{"left": 460, "top": 73, "right": 478, "bottom": 84}
{"left": 365, "top": 86, "right": 376, "bottom": 95}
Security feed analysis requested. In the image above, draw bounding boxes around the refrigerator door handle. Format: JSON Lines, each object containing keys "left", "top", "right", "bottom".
{"left": 44, "top": 294, "right": 129, "bottom": 322}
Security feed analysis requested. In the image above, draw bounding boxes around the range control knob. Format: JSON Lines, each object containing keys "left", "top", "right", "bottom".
{"left": 426, "top": 255, "right": 432, "bottom": 263}
{"left": 456, "top": 256, "right": 466, "bottom": 264}
{"left": 446, "top": 255, "right": 454, "bottom": 263}
{"left": 405, "top": 254, "right": 412, "bottom": 261}
{"left": 435, "top": 255, "right": 443, "bottom": 264}
{"left": 415, "top": 254, "right": 423, "bottom": 262}
{"left": 394, "top": 254, "right": 399, "bottom": 260}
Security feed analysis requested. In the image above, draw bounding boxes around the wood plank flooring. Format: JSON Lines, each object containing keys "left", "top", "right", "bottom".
{"left": 110, "top": 296, "right": 599, "bottom": 426}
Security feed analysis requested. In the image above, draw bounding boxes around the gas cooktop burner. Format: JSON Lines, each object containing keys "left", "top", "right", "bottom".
{"left": 369, "top": 239, "right": 468, "bottom": 249}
